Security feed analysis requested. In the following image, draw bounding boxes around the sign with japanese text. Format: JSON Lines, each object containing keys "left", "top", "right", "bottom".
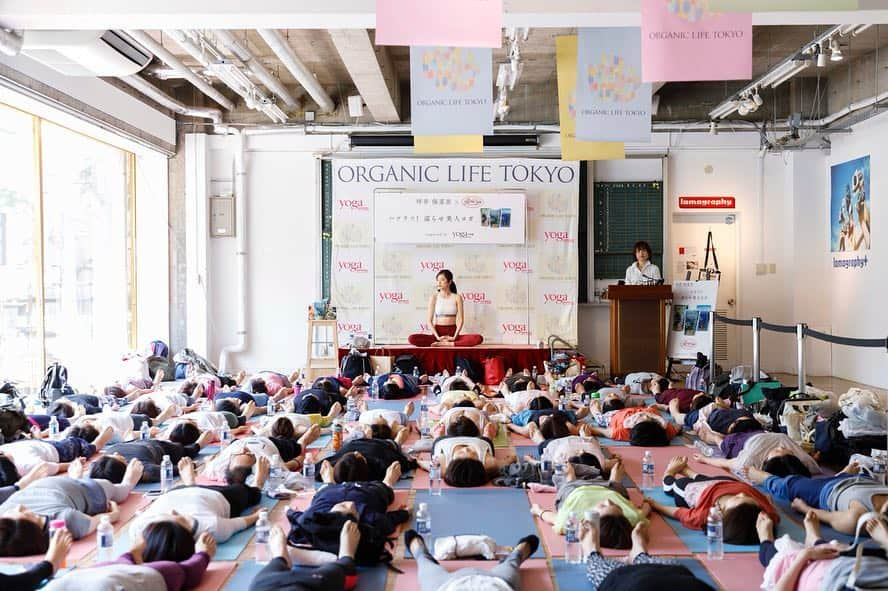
{"left": 667, "top": 280, "right": 719, "bottom": 360}
{"left": 374, "top": 192, "right": 526, "bottom": 245}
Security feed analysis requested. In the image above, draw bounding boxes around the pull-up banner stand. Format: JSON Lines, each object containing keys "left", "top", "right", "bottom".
{"left": 667, "top": 280, "right": 719, "bottom": 361}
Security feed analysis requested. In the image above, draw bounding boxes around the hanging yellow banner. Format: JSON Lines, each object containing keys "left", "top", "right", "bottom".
{"left": 555, "top": 36, "right": 624, "bottom": 161}
{"left": 414, "top": 135, "right": 484, "bottom": 153}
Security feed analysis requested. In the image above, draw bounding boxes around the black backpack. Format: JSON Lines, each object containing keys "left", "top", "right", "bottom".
{"left": 454, "top": 356, "right": 482, "bottom": 383}
{"left": 38, "top": 362, "right": 74, "bottom": 405}
{"left": 286, "top": 510, "right": 397, "bottom": 567}
{"left": 814, "top": 410, "right": 887, "bottom": 466}
{"left": 315, "top": 438, "right": 417, "bottom": 482}
{"left": 393, "top": 354, "right": 422, "bottom": 375}
{"left": 340, "top": 350, "right": 372, "bottom": 379}
{"left": 0, "top": 408, "right": 30, "bottom": 444}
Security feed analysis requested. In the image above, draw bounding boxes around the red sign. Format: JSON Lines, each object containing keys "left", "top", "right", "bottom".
{"left": 678, "top": 196, "right": 735, "bottom": 209}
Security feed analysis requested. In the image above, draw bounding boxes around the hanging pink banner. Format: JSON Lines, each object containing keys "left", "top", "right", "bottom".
{"left": 641, "top": 0, "right": 751, "bottom": 82}
{"left": 375, "top": 0, "right": 503, "bottom": 48}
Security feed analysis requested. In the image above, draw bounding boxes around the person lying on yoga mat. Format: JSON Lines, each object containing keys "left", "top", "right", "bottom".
{"left": 650, "top": 378, "right": 706, "bottom": 414}
{"left": 61, "top": 522, "right": 217, "bottom": 591}
{"left": 497, "top": 371, "right": 541, "bottom": 397}
{"left": 0, "top": 424, "right": 114, "bottom": 476}
{"left": 432, "top": 372, "right": 483, "bottom": 396}
{"left": 311, "top": 375, "right": 366, "bottom": 396}
{"left": 507, "top": 395, "right": 588, "bottom": 432}
{"left": 431, "top": 405, "right": 498, "bottom": 440}
{"left": 207, "top": 430, "right": 320, "bottom": 480}
{"left": 129, "top": 456, "right": 266, "bottom": 544}
{"left": 314, "top": 436, "right": 417, "bottom": 484}
{"left": 355, "top": 400, "right": 416, "bottom": 445}
{"left": 214, "top": 388, "right": 279, "bottom": 413}
{"left": 531, "top": 459, "right": 651, "bottom": 549}
{"left": 405, "top": 528, "right": 539, "bottom": 591}
{"left": 580, "top": 519, "right": 715, "bottom": 591}
{"left": 508, "top": 406, "right": 594, "bottom": 455}
{"left": 407, "top": 269, "right": 484, "bottom": 348}
{"left": 0, "top": 459, "right": 51, "bottom": 503}
{"left": 663, "top": 392, "right": 716, "bottom": 432}
{"left": 371, "top": 372, "right": 432, "bottom": 400}
{"left": 250, "top": 522, "right": 361, "bottom": 591}
{"left": 251, "top": 407, "right": 339, "bottom": 437}
{"left": 287, "top": 462, "right": 408, "bottom": 565}
{"left": 755, "top": 510, "right": 888, "bottom": 591}
{"left": 0, "top": 525, "right": 72, "bottom": 591}
{"left": 133, "top": 388, "right": 202, "bottom": 415}
{"left": 586, "top": 402, "right": 681, "bottom": 446}
{"left": 0, "top": 459, "right": 143, "bottom": 555}
{"left": 619, "top": 371, "right": 663, "bottom": 395}
{"left": 503, "top": 387, "right": 558, "bottom": 413}
{"left": 291, "top": 385, "right": 347, "bottom": 416}
{"left": 645, "top": 455, "right": 779, "bottom": 545}
{"left": 49, "top": 394, "right": 104, "bottom": 417}
{"left": 243, "top": 369, "right": 298, "bottom": 397}
{"left": 742, "top": 461, "right": 888, "bottom": 536}
{"left": 689, "top": 425, "right": 820, "bottom": 478}
{"left": 88, "top": 424, "right": 215, "bottom": 483}
{"left": 436, "top": 387, "right": 499, "bottom": 415}
{"left": 416, "top": 435, "right": 516, "bottom": 487}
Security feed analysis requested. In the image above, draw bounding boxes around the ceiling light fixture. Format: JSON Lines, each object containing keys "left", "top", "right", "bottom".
{"left": 709, "top": 121, "right": 718, "bottom": 135}
{"left": 752, "top": 87, "right": 763, "bottom": 106}
{"left": 830, "top": 37, "right": 843, "bottom": 61}
{"left": 816, "top": 42, "right": 827, "bottom": 67}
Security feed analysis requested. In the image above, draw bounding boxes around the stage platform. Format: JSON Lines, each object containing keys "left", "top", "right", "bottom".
{"left": 338, "top": 345, "right": 555, "bottom": 380}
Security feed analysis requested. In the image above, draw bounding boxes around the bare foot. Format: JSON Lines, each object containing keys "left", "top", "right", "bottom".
{"left": 298, "top": 423, "right": 321, "bottom": 448}
{"left": 242, "top": 401, "right": 256, "bottom": 421}
{"left": 803, "top": 511, "right": 822, "bottom": 546}
{"left": 17, "top": 462, "right": 51, "bottom": 490}
{"left": 320, "top": 460, "right": 335, "bottom": 484}
{"left": 838, "top": 461, "right": 861, "bottom": 476}
{"left": 197, "top": 429, "right": 215, "bottom": 448}
{"left": 579, "top": 520, "right": 600, "bottom": 555}
{"left": 791, "top": 497, "right": 814, "bottom": 515}
{"left": 628, "top": 521, "right": 651, "bottom": 563}
{"left": 866, "top": 517, "right": 888, "bottom": 548}
{"left": 268, "top": 526, "right": 290, "bottom": 566}
{"left": 665, "top": 456, "right": 688, "bottom": 478}
{"left": 609, "top": 459, "right": 625, "bottom": 482}
{"left": 153, "top": 369, "right": 165, "bottom": 387}
{"left": 46, "top": 527, "right": 73, "bottom": 573}
{"left": 328, "top": 402, "right": 342, "bottom": 418}
{"left": 235, "top": 370, "right": 247, "bottom": 385}
{"left": 384, "top": 461, "right": 402, "bottom": 487}
{"left": 756, "top": 512, "right": 775, "bottom": 543}
{"left": 741, "top": 465, "right": 769, "bottom": 485}
{"left": 483, "top": 423, "right": 498, "bottom": 440}
{"left": 155, "top": 404, "right": 176, "bottom": 425}
{"left": 254, "top": 456, "right": 270, "bottom": 489}
{"left": 67, "top": 457, "right": 87, "bottom": 480}
{"left": 178, "top": 458, "right": 196, "bottom": 486}
{"left": 564, "top": 461, "right": 577, "bottom": 482}
{"left": 123, "top": 458, "right": 145, "bottom": 487}
{"left": 404, "top": 401, "right": 415, "bottom": 417}
{"left": 339, "top": 520, "right": 361, "bottom": 559}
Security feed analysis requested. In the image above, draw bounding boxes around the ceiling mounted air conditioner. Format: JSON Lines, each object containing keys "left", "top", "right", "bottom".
{"left": 21, "top": 30, "right": 152, "bottom": 77}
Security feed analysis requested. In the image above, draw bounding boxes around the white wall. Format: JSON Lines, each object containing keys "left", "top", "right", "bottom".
{"left": 826, "top": 113, "right": 888, "bottom": 389}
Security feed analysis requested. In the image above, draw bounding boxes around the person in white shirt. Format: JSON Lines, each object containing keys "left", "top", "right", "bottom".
{"left": 624, "top": 241, "right": 662, "bottom": 286}
{"left": 621, "top": 372, "right": 663, "bottom": 395}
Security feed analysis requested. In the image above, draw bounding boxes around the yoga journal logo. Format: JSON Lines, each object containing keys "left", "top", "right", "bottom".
{"left": 587, "top": 55, "right": 641, "bottom": 103}
{"left": 422, "top": 48, "right": 480, "bottom": 92}
{"left": 544, "top": 231, "right": 575, "bottom": 243}
{"left": 501, "top": 323, "right": 529, "bottom": 335}
{"left": 337, "top": 199, "right": 369, "bottom": 211}
{"left": 543, "top": 293, "right": 573, "bottom": 305}
{"left": 338, "top": 322, "right": 365, "bottom": 334}
{"left": 419, "top": 261, "right": 446, "bottom": 273}
{"left": 378, "top": 291, "right": 409, "bottom": 304}
{"left": 337, "top": 261, "right": 368, "bottom": 273}
{"left": 462, "top": 291, "right": 491, "bottom": 305}
{"left": 503, "top": 260, "right": 531, "bottom": 273}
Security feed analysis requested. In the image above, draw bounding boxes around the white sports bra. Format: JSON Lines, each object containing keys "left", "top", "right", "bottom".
{"left": 441, "top": 407, "right": 485, "bottom": 431}
{"left": 433, "top": 436, "right": 492, "bottom": 465}
{"left": 435, "top": 294, "right": 458, "bottom": 317}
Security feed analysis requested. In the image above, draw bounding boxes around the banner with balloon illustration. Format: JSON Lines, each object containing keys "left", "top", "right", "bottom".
{"left": 708, "top": 0, "right": 857, "bottom": 10}
{"left": 555, "top": 35, "right": 624, "bottom": 161}
{"left": 576, "top": 28, "right": 652, "bottom": 143}
{"left": 641, "top": 0, "right": 751, "bottom": 82}
{"left": 410, "top": 46, "right": 493, "bottom": 137}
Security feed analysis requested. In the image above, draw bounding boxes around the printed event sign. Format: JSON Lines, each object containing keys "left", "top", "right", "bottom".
{"left": 641, "top": 0, "right": 751, "bottom": 82}
{"left": 375, "top": 0, "right": 503, "bottom": 48}
{"left": 555, "top": 35, "right": 624, "bottom": 161}
{"left": 410, "top": 46, "right": 493, "bottom": 137}
{"left": 374, "top": 191, "right": 526, "bottom": 245}
{"left": 667, "top": 280, "right": 719, "bottom": 360}
{"left": 709, "top": 0, "right": 857, "bottom": 10}
{"left": 678, "top": 196, "right": 736, "bottom": 209}
{"left": 576, "top": 28, "right": 652, "bottom": 143}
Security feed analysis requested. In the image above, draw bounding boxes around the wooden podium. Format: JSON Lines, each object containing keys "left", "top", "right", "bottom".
{"left": 606, "top": 284, "right": 672, "bottom": 376}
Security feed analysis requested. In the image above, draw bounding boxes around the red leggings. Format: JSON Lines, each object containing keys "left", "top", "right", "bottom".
{"left": 408, "top": 324, "right": 483, "bottom": 347}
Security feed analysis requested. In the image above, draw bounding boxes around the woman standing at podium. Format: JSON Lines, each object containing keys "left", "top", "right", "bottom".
{"left": 407, "top": 269, "right": 483, "bottom": 347}
{"left": 624, "top": 241, "right": 661, "bottom": 285}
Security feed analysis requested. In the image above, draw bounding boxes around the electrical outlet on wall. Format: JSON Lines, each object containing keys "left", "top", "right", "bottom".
{"left": 769, "top": 263, "right": 777, "bottom": 274}
{"left": 755, "top": 263, "right": 767, "bottom": 276}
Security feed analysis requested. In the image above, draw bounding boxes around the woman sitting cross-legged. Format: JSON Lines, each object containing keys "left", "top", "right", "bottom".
{"left": 531, "top": 459, "right": 650, "bottom": 550}
{"left": 645, "top": 455, "right": 779, "bottom": 545}
{"left": 405, "top": 528, "right": 539, "bottom": 591}
{"left": 580, "top": 519, "right": 715, "bottom": 591}
{"left": 250, "top": 522, "right": 361, "bottom": 591}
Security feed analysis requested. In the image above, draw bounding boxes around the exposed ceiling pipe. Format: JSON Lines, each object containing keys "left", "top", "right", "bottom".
{"left": 124, "top": 29, "right": 234, "bottom": 111}
{"left": 256, "top": 29, "right": 335, "bottom": 113}
{"left": 0, "top": 29, "right": 23, "bottom": 56}
{"left": 212, "top": 29, "right": 299, "bottom": 110}
{"left": 808, "top": 87, "right": 888, "bottom": 128}
{"left": 119, "top": 74, "right": 221, "bottom": 124}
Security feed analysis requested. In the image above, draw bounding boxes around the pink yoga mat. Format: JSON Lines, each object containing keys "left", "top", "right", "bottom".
{"left": 527, "top": 488, "right": 692, "bottom": 557}
{"left": 194, "top": 561, "right": 238, "bottom": 590}
{"left": 0, "top": 494, "right": 153, "bottom": 564}
{"left": 696, "top": 552, "right": 764, "bottom": 590}
{"left": 391, "top": 558, "right": 553, "bottom": 591}
{"left": 605, "top": 445, "right": 721, "bottom": 488}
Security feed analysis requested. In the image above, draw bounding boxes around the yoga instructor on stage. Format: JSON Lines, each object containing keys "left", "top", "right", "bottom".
{"left": 624, "top": 240, "right": 662, "bottom": 286}
{"left": 408, "top": 269, "right": 483, "bottom": 347}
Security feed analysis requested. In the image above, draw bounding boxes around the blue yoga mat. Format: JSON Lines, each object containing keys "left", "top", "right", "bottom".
{"left": 514, "top": 446, "right": 635, "bottom": 489}
{"left": 223, "top": 559, "right": 389, "bottom": 590}
{"left": 644, "top": 488, "right": 806, "bottom": 553}
{"left": 769, "top": 496, "right": 857, "bottom": 545}
{"left": 307, "top": 434, "right": 332, "bottom": 449}
{"left": 552, "top": 556, "right": 718, "bottom": 590}
{"left": 394, "top": 472, "right": 415, "bottom": 489}
{"left": 405, "top": 489, "right": 543, "bottom": 558}
{"left": 199, "top": 445, "right": 221, "bottom": 458}
{"left": 367, "top": 399, "right": 420, "bottom": 420}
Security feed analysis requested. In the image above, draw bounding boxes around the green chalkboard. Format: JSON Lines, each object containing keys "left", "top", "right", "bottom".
{"left": 593, "top": 181, "right": 663, "bottom": 279}
{"left": 321, "top": 159, "right": 333, "bottom": 300}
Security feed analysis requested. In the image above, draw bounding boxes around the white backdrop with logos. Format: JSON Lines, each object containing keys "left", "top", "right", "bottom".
{"left": 331, "top": 158, "right": 579, "bottom": 345}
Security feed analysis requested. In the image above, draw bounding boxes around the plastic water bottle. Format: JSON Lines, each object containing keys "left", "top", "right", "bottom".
{"left": 564, "top": 511, "right": 581, "bottom": 564}
{"left": 332, "top": 419, "right": 343, "bottom": 451}
{"left": 540, "top": 457, "right": 553, "bottom": 486}
{"left": 641, "top": 450, "right": 655, "bottom": 490}
{"left": 160, "top": 454, "right": 174, "bottom": 494}
{"left": 583, "top": 510, "right": 600, "bottom": 561}
{"left": 268, "top": 454, "right": 282, "bottom": 492}
{"left": 531, "top": 365, "right": 538, "bottom": 381}
{"left": 267, "top": 398, "right": 275, "bottom": 418}
{"left": 420, "top": 409, "right": 430, "bottom": 438}
{"left": 552, "top": 462, "right": 566, "bottom": 490}
{"left": 707, "top": 506, "right": 724, "bottom": 559}
{"left": 370, "top": 374, "right": 380, "bottom": 400}
{"left": 220, "top": 424, "right": 232, "bottom": 448}
{"left": 415, "top": 502, "right": 431, "bottom": 535}
{"left": 48, "top": 415, "right": 59, "bottom": 439}
{"left": 140, "top": 421, "right": 150, "bottom": 441}
{"left": 95, "top": 515, "right": 114, "bottom": 563}
{"left": 346, "top": 398, "right": 359, "bottom": 422}
{"left": 413, "top": 366, "right": 420, "bottom": 379}
{"left": 558, "top": 394, "right": 566, "bottom": 411}
{"left": 429, "top": 456, "right": 443, "bottom": 496}
{"left": 255, "top": 509, "right": 270, "bottom": 563}
{"left": 694, "top": 440, "right": 716, "bottom": 457}
{"left": 49, "top": 520, "right": 67, "bottom": 568}
{"left": 303, "top": 453, "right": 316, "bottom": 490}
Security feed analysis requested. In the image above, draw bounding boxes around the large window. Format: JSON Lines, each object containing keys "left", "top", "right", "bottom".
{"left": 0, "top": 103, "right": 136, "bottom": 393}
